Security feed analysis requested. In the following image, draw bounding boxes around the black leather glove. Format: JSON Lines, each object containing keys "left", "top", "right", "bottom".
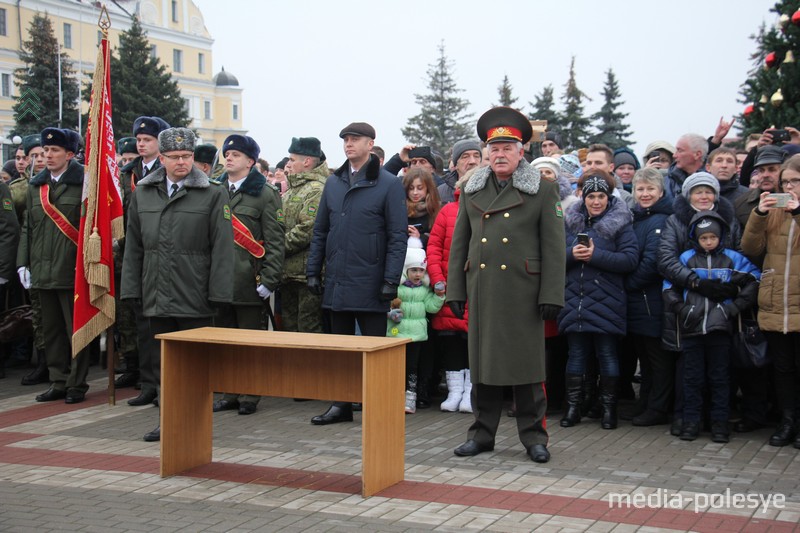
{"left": 539, "top": 304, "right": 563, "bottom": 321}
{"left": 449, "top": 301, "right": 465, "bottom": 320}
{"left": 723, "top": 302, "right": 740, "bottom": 319}
{"left": 696, "top": 279, "right": 738, "bottom": 302}
{"left": 679, "top": 304, "right": 702, "bottom": 330}
{"left": 307, "top": 275, "right": 323, "bottom": 296}
{"left": 379, "top": 281, "right": 398, "bottom": 302}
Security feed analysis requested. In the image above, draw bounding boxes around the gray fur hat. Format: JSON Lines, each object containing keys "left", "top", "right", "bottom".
{"left": 158, "top": 127, "right": 196, "bottom": 153}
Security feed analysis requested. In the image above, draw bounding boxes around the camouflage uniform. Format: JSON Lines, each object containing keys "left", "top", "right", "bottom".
{"left": 281, "top": 161, "right": 328, "bottom": 333}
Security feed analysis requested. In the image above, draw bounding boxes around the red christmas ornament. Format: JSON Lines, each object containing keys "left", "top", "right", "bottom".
{"left": 793, "top": 9, "right": 800, "bottom": 25}
{"left": 766, "top": 51, "right": 777, "bottom": 68}
{"left": 744, "top": 104, "right": 754, "bottom": 117}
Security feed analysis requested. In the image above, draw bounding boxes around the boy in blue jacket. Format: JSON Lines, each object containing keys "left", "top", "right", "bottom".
{"left": 663, "top": 211, "right": 760, "bottom": 443}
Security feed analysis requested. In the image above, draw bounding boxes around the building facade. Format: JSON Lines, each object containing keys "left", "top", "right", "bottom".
{"left": 0, "top": 0, "right": 243, "bottom": 153}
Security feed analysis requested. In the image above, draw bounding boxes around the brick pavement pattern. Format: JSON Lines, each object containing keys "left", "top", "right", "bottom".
{"left": 0, "top": 365, "right": 799, "bottom": 532}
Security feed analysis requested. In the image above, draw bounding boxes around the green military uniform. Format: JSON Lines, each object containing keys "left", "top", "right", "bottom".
{"left": 8, "top": 175, "right": 28, "bottom": 226}
{"left": 281, "top": 161, "right": 328, "bottom": 333}
{"left": 17, "top": 159, "right": 91, "bottom": 396}
{"left": 115, "top": 156, "right": 162, "bottom": 387}
{"left": 121, "top": 164, "right": 234, "bottom": 397}
{"left": 0, "top": 180, "right": 20, "bottom": 286}
{"left": 216, "top": 165, "right": 285, "bottom": 407}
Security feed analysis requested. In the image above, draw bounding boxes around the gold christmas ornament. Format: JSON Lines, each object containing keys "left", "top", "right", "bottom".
{"left": 780, "top": 14, "right": 791, "bottom": 29}
{"left": 771, "top": 88, "right": 784, "bottom": 107}
{"left": 785, "top": 50, "right": 796, "bottom": 63}
{"left": 760, "top": 94, "right": 769, "bottom": 104}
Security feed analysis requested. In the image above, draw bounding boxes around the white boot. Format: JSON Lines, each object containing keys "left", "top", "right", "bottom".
{"left": 459, "top": 370, "right": 473, "bottom": 413}
{"left": 440, "top": 370, "right": 465, "bottom": 412}
{"left": 405, "top": 390, "right": 417, "bottom": 414}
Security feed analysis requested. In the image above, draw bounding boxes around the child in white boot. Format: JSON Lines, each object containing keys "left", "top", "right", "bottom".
{"left": 387, "top": 240, "right": 445, "bottom": 413}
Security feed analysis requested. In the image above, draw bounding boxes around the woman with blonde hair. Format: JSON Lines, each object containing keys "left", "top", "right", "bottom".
{"left": 741, "top": 153, "right": 800, "bottom": 448}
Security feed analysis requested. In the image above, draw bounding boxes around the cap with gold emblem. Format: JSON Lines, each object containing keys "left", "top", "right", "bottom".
{"left": 133, "top": 116, "right": 170, "bottom": 139}
{"left": 222, "top": 134, "right": 260, "bottom": 161}
{"left": 476, "top": 106, "right": 533, "bottom": 145}
{"left": 158, "top": 127, "right": 196, "bottom": 153}
{"left": 117, "top": 137, "right": 138, "bottom": 156}
{"left": 40, "top": 127, "right": 81, "bottom": 153}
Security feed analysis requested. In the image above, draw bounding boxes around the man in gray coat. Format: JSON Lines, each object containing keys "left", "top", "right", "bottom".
{"left": 447, "top": 107, "right": 566, "bottom": 463}
{"left": 122, "top": 127, "right": 234, "bottom": 442}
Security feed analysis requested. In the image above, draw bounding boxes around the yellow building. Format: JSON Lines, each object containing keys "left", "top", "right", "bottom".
{"left": 0, "top": 0, "right": 243, "bottom": 152}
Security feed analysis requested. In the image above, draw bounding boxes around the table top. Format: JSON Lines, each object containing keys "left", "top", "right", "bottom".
{"left": 155, "top": 327, "right": 410, "bottom": 352}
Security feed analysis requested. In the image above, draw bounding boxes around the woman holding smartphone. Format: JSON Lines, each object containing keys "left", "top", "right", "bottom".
{"left": 557, "top": 171, "right": 639, "bottom": 430}
{"left": 741, "top": 154, "right": 800, "bottom": 449}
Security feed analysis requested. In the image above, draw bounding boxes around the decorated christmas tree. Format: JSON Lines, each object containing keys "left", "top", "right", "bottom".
{"left": 739, "top": 1, "right": 800, "bottom": 138}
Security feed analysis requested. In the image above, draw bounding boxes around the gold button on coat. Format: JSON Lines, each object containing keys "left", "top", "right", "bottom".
{"left": 504, "top": 213, "right": 510, "bottom": 218}
{"left": 480, "top": 263, "right": 486, "bottom": 269}
{"left": 502, "top": 238, "right": 508, "bottom": 243}
{"left": 501, "top": 265, "right": 507, "bottom": 270}
{"left": 481, "top": 237, "right": 487, "bottom": 243}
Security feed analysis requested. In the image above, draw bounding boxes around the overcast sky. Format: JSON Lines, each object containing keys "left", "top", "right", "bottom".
{"left": 193, "top": 0, "right": 776, "bottom": 168}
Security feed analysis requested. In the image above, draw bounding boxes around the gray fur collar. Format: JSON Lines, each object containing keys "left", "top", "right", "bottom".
{"left": 564, "top": 195, "right": 633, "bottom": 240}
{"left": 138, "top": 165, "right": 210, "bottom": 188}
{"left": 464, "top": 159, "right": 541, "bottom": 195}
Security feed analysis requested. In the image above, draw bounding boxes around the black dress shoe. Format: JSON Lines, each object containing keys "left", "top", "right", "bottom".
{"left": 311, "top": 404, "right": 353, "bottom": 425}
{"left": 710, "top": 421, "right": 730, "bottom": 443}
{"left": 213, "top": 399, "right": 239, "bottom": 412}
{"left": 528, "top": 444, "right": 550, "bottom": 463}
{"left": 734, "top": 418, "right": 765, "bottom": 433}
{"left": 632, "top": 410, "right": 668, "bottom": 427}
{"left": 65, "top": 390, "right": 86, "bottom": 404}
{"left": 238, "top": 402, "right": 257, "bottom": 415}
{"left": 21, "top": 366, "right": 49, "bottom": 386}
{"left": 36, "top": 386, "right": 66, "bottom": 402}
{"left": 114, "top": 372, "right": 139, "bottom": 388}
{"left": 679, "top": 421, "right": 700, "bottom": 441}
{"left": 453, "top": 439, "right": 494, "bottom": 457}
{"left": 143, "top": 426, "right": 160, "bottom": 442}
{"left": 127, "top": 391, "right": 157, "bottom": 406}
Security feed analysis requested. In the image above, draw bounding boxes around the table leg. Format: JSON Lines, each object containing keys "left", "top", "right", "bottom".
{"left": 361, "top": 345, "right": 405, "bottom": 496}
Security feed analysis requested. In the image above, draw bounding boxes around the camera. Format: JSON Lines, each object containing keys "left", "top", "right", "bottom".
{"left": 769, "top": 129, "right": 791, "bottom": 145}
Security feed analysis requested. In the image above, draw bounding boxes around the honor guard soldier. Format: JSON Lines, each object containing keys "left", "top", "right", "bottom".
{"left": 213, "top": 135, "right": 285, "bottom": 415}
{"left": 17, "top": 128, "right": 92, "bottom": 404}
{"left": 121, "top": 127, "right": 234, "bottom": 441}
{"left": 447, "top": 107, "right": 566, "bottom": 463}
{"left": 193, "top": 144, "right": 218, "bottom": 178}
{"left": 119, "top": 116, "right": 170, "bottom": 404}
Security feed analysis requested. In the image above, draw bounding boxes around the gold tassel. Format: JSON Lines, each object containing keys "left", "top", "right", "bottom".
{"left": 87, "top": 228, "right": 102, "bottom": 263}
{"left": 87, "top": 261, "right": 109, "bottom": 289}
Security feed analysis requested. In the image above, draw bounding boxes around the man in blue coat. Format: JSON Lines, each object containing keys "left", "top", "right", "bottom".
{"left": 306, "top": 121, "right": 408, "bottom": 425}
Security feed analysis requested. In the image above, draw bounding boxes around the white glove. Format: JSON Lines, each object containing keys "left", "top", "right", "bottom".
{"left": 256, "top": 284, "right": 271, "bottom": 300}
{"left": 17, "top": 267, "right": 31, "bottom": 289}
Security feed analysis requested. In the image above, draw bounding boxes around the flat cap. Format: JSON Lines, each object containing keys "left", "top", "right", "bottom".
{"left": 339, "top": 122, "right": 376, "bottom": 139}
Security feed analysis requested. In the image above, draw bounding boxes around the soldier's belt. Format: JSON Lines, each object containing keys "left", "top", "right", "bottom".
{"left": 40, "top": 184, "right": 78, "bottom": 245}
{"left": 232, "top": 214, "right": 265, "bottom": 258}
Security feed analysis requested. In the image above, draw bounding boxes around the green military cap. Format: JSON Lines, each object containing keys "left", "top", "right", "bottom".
{"left": 22, "top": 134, "right": 41, "bottom": 156}
{"left": 117, "top": 137, "right": 137, "bottom": 155}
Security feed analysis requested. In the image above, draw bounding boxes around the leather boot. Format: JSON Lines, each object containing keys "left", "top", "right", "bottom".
{"left": 21, "top": 349, "right": 49, "bottom": 386}
{"left": 769, "top": 411, "right": 796, "bottom": 447}
{"left": 440, "top": 370, "right": 464, "bottom": 412}
{"left": 600, "top": 376, "right": 619, "bottom": 430}
{"left": 582, "top": 375, "right": 602, "bottom": 418}
{"left": 560, "top": 374, "right": 584, "bottom": 427}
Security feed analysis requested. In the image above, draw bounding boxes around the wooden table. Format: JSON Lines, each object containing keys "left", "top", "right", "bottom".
{"left": 156, "top": 327, "right": 408, "bottom": 497}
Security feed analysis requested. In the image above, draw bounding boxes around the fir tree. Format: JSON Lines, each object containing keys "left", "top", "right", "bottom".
{"left": 738, "top": 3, "right": 800, "bottom": 139}
{"left": 88, "top": 16, "right": 189, "bottom": 137}
{"left": 402, "top": 41, "right": 473, "bottom": 155}
{"left": 528, "top": 84, "right": 561, "bottom": 130}
{"left": 13, "top": 13, "right": 80, "bottom": 134}
{"left": 494, "top": 74, "right": 520, "bottom": 110}
{"left": 559, "top": 57, "right": 592, "bottom": 150}
{"left": 589, "top": 69, "right": 634, "bottom": 149}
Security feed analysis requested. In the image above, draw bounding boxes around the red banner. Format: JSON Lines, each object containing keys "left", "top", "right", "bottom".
{"left": 72, "top": 34, "right": 124, "bottom": 356}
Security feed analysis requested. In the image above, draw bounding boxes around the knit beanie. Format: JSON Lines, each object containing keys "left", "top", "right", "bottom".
{"left": 694, "top": 217, "right": 722, "bottom": 240}
{"left": 681, "top": 171, "right": 720, "bottom": 199}
{"left": 451, "top": 139, "right": 482, "bottom": 165}
{"left": 613, "top": 148, "right": 640, "bottom": 170}
{"left": 532, "top": 156, "right": 561, "bottom": 177}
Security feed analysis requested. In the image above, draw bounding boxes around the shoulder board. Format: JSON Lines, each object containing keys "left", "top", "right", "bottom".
{"left": 265, "top": 181, "right": 280, "bottom": 192}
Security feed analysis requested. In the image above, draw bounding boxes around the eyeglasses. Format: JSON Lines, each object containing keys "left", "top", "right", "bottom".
{"left": 780, "top": 178, "right": 800, "bottom": 187}
{"left": 162, "top": 153, "right": 194, "bottom": 161}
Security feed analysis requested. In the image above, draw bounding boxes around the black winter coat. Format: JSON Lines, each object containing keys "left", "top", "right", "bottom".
{"left": 626, "top": 195, "right": 673, "bottom": 338}
{"left": 307, "top": 154, "right": 408, "bottom": 313}
{"left": 657, "top": 195, "right": 742, "bottom": 350}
